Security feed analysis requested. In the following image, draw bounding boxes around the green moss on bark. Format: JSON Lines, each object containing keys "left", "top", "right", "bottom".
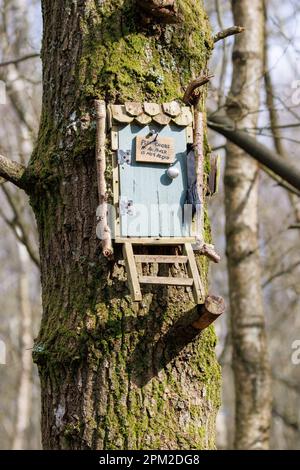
{"left": 80, "top": 0, "right": 212, "bottom": 103}
{"left": 32, "top": 0, "right": 220, "bottom": 451}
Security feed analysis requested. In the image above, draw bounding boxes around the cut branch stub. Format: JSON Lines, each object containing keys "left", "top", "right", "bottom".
{"left": 0, "top": 154, "right": 27, "bottom": 191}
{"left": 199, "top": 243, "right": 221, "bottom": 263}
{"left": 214, "top": 26, "right": 245, "bottom": 43}
{"left": 94, "top": 100, "right": 113, "bottom": 259}
{"left": 136, "top": 0, "right": 179, "bottom": 24}
{"left": 192, "top": 295, "right": 225, "bottom": 331}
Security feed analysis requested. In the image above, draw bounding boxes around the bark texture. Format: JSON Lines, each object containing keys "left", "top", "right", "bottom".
{"left": 224, "top": 0, "right": 272, "bottom": 450}
{"left": 30, "top": 0, "right": 220, "bottom": 450}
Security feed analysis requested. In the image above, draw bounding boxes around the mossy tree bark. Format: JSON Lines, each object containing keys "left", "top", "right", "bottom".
{"left": 30, "top": 0, "right": 220, "bottom": 449}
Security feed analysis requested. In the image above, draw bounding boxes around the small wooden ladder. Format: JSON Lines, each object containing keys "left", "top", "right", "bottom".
{"left": 122, "top": 242, "right": 205, "bottom": 304}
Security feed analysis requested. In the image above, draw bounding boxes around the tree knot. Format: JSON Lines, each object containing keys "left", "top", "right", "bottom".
{"left": 136, "top": 0, "right": 179, "bottom": 24}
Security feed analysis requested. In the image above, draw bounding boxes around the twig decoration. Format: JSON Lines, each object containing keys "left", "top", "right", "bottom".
{"left": 214, "top": 26, "right": 245, "bottom": 43}
{"left": 94, "top": 99, "right": 113, "bottom": 258}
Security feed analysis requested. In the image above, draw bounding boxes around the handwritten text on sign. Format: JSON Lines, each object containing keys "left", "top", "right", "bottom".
{"left": 136, "top": 135, "right": 175, "bottom": 164}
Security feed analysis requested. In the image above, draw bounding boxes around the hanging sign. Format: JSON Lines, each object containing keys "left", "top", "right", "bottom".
{"left": 136, "top": 134, "right": 175, "bottom": 164}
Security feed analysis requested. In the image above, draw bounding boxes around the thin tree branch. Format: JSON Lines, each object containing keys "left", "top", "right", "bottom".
{"left": 263, "top": 0, "right": 300, "bottom": 224}
{"left": 244, "top": 122, "right": 300, "bottom": 131}
{"left": 183, "top": 74, "right": 214, "bottom": 105}
{"left": 215, "top": 0, "right": 230, "bottom": 107}
{"left": 1, "top": 185, "right": 40, "bottom": 267}
{"left": 262, "top": 166, "right": 300, "bottom": 197}
{"left": 0, "top": 154, "right": 27, "bottom": 190}
{"left": 0, "top": 53, "right": 40, "bottom": 68}
{"left": 214, "top": 26, "right": 245, "bottom": 43}
{"left": 272, "top": 407, "right": 300, "bottom": 431}
{"left": 273, "top": 373, "right": 300, "bottom": 393}
{"left": 208, "top": 114, "right": 300, "bottom": 192}
{"left": 262, "top": 260, "right": 300, "bottom": 288}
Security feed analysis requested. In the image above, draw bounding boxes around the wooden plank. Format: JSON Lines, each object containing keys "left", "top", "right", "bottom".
{"left": 112, "top": 162, "right": 120, "bottom": 236}
{"left": 112, "top": 152, "right": 120, "bottom": 237}
{"left": 136, "top": 135, "right": 175, "bottom": 164}
{"left": 186, "top": 125, "right": 193, "bottom": 144}
{"left": 118, "top": 123, "right": 189, "bottom": 237}
{"left": 123, "top": 243, "right": 142, "bottom": 301}
{"left": 112, "top": 155, "right": 119, "bottom": 206}
{"left": 139, "top": 276, "right": 193, "bottom": 286}
{"left": 115, "top": 237, "right": 196, "bottom": 244}
{"left": 111, "top": 126, "right": 119, "bottom": 150}
{"left": 134, "top": 255, "right": 188, "bottom": 264}
{"left": 183, "top": 243, "right": 205, "bottom": 304}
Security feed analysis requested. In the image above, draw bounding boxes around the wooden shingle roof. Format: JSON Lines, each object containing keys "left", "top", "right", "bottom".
{"left": 108, "top": 101, "right": 193, "bottom": 127}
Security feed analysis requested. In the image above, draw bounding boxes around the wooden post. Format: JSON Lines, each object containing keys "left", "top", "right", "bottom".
{"left": 192, "top": 295, "right": 225, "bottom": 331}
{"left": 94, "top": 100, "right": 113, "bottom": 258}
{"left": 183, "top": 75, "right": 214, "bottom": 250}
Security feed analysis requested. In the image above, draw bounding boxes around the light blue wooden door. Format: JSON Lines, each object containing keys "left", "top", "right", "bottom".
{"left": 118, "top": 123, "right": 189, "bottom": 237}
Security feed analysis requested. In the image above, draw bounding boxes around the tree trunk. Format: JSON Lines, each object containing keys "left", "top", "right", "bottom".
{"left": 263, "top": 1, "right": 300, "bottom": 224}
{"left": 224, "top": 0, "right": 271, "bottom": 449}
{"left": 12, "top": 240, "right": 33, "bottom": 450}
{"left": 30, "top": 0, "right": 220, "bottom": 450}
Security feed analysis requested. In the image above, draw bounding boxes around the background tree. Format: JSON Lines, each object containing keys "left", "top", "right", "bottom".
{"left": 206, "top": 0, "right": 300, "bottom": 450}
{"left": 224, "top": 0, "right": 272, "bottom": 449}
{"left": 0, "top": 0, "right": 41, "bottom": 449}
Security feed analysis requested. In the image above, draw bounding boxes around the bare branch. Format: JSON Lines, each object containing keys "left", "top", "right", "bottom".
{"left": 0, "top": 53, "right": 40, "bottom": 68}
{"left": 272, "top": 407, "right": 300, "bottom": 431}
{"left": 0, "top": 154, "right": 27, "bottom": 190}
{"left": 214, "top": 26, "right": 245, "bottom": 43}
{"left": 183, "top": 74, "right": 214, "bottom": 105}
{"left": 262, "top": 166, "right": 300, "bottom": 197}
{"left": 262, "top": 260, "right": 300, "bottom": 288}
{"left": 208, "top": 114, "right": 300, "bottom": 192}
{"left": 273, "top": 373, "right": 300, "bottom": 393}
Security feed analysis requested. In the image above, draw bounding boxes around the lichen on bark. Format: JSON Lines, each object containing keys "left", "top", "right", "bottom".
{"left": 31, "top": 0, "right": 220, "bottom": 450}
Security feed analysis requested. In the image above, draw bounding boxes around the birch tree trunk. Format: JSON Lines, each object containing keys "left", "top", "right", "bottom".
{"left": 12, "top": 240, "right": 33, "bottom": 450}
{"left": 224, "top": 0, "right": 272, "bottom": 450}
{"left": 29, "top": 0, "right": 220, "bottom": 450}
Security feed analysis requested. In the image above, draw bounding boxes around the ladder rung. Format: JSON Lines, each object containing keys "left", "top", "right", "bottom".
{"left": 139, "top": 276, "right": 193, "bottom": 286}
{"left": 134, "top": 255, "right": 188, "bottom": 264}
